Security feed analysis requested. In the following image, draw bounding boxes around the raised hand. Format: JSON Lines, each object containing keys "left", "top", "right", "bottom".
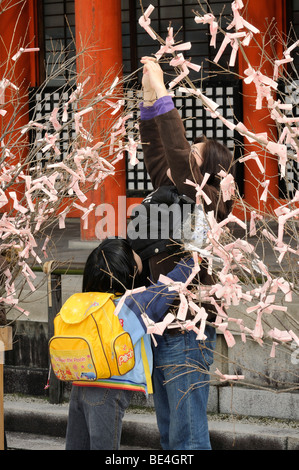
{"left": 141, "top": 57, "right": 168, "bottom": 100}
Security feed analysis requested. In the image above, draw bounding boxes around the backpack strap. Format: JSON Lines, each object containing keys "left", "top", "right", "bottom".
{"left": 140, "top": 337, "right": 153, "bottom": 394}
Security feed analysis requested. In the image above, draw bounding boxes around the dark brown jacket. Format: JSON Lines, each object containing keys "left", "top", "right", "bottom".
{"left": 139, "top": 108, "right": 229, "bottom": 320}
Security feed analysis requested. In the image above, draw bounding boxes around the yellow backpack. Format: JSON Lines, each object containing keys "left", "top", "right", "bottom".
{"left": 49, "top": 292, "right": 135, "bottom": 382}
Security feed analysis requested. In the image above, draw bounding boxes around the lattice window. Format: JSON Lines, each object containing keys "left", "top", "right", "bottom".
{"left": 29, "top": 87, "right": 75, "bottom": 167}
{"left": 125, "top": 81, "right": 243, "bottom": 197}
{"left": 28, "top": 1, "right": 76, "bottom": 166}
{"left": 121, "top": 1, "right": 244, "bottom": 197}
{"left": 279, "top": 80, "right": 299, "bottom": 197}
{"left": 121, "top": 0, "right": 234, "bottom": 79}
{"left": 43, "top": 0, "right": 76, "bottom": 87}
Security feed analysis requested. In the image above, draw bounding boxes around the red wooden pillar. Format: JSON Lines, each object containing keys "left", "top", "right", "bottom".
{"left": 0, "top": 0, "right": 37, "bottom": 144}
{"left": 0, "top": 0, "right": 38, "bottom": 87}
{"left": 238, "top": 0, "right": 286, "bottom": 213}
{"left": 75, "top": 0, "right": 126, "bottom": 240}
{"left": 0, "top": 0, "right": 39, "bottom": 210}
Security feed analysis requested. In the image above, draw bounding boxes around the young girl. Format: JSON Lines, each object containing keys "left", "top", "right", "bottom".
{"left": 134, "top": 57, "right": 235, "bottom": 450}
{"left": 65, "top": 236, "right": 196, "bottom": 450}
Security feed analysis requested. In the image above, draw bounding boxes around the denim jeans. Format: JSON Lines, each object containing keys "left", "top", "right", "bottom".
{"left": 152, "top": 325, "right": 216, "bottom": 450}
{"left": 65, "top": 385, "right": 132, "bottom": 450}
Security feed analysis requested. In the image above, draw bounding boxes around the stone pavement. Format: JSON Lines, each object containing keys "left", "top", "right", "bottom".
{"left": 3, "top": 394, "right": 299, "bottom": 451}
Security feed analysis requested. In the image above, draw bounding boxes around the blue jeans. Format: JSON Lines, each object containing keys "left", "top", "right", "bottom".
{"left": 152, "top": 326, "right": 216, "bottom": 450}
{"left": 65, "top": 385, "right": 132, "bottom": 450}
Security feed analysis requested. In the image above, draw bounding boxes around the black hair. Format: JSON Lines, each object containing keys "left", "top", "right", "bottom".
{"left": 193, "top": 135, "right": 235, "bottom": 186}
{"left": 82, "top": 237, "right": 141, "bottom": 294}
{"left": 193, "top": 135, "right": 236, "bottom": 215}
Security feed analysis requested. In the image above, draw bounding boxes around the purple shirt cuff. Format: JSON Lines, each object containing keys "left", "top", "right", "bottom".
{"left": 139, "top": 95, "right": 174, "bottom": 120}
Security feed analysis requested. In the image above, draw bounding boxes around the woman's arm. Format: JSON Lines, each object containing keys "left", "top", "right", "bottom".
{"left": 139, "top": 57, "right": 200, "bottom": 199}
{"left": 139, "top": 114, "right": 173, "bottom": 189}
{"left": 139, "top": 58, "right": 173, "bottom": 189}
{"left": 140, "top": 57, "right": 221, "bottom": 211}
{"left": 121, "top": 256, "right": 196, "bottom": 332}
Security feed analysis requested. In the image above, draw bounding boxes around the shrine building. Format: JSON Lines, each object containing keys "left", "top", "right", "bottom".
{"left": 0, "top": 0, "right": 297, "bottom": 240}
